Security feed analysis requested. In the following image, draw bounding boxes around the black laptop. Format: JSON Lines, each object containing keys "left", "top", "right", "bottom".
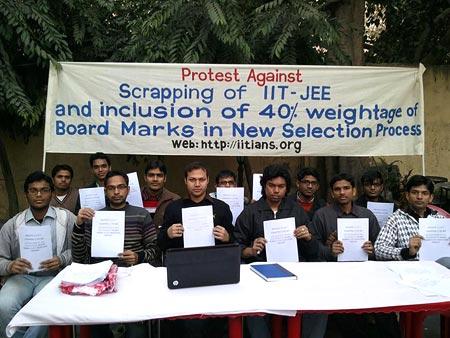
{"left": 165, "top": 243, "right": 241, "bottom": 289}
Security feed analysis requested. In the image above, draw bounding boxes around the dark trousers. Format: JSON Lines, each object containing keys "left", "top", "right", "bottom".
{"left": 160, "top": 318, "right": 227, "bottom": 338}
{"left": 331, "top": 313, "right": 401, "bottom": 338}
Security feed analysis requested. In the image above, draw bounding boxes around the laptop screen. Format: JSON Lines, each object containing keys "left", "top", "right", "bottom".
{"left": 165, "top": 244, "right": 241, "bottom": 289}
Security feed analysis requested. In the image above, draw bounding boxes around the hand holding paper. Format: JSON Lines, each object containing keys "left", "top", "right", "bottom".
{"left": 8, "top": 258, "right": 32, "bottom": 274}
{"left": 118, "top": 250, "right": 138, "bottom": 266}
{"left": 293, "top": 225, "right": 312, "bottom": 241}
{"left": 252, "top": 237, "right": 267, "bottom": 255}
{"left": 361, "top": 241, "right": 374, "bottom": 255}
{"left": 213, "top": 225, "right": 230, "bottom": 242}
{"left": 331, "top": 240, "right": 344, "bottom": 257}
{"left": 77, "top": 208, "right": 95, "bottom": 225}
{"left": 39, "top": 257, "right": 61, "bottom": 271}
{"left": 168, "top": 223, "right": 184, "bottom": 239}
{"left": 409, "top": 235, "right": 424, "bottom": 256}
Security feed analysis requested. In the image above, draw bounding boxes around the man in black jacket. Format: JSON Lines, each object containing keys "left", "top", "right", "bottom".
{"left": 157, "top": 161, "right": 233, "bottom": 338}
{"left": 157, "top": 161, "right": 233, "bottom": 253}
{"left": 235, "top": 164, "right": 318, "bottom": 263}
{"left": 234, "top": 164, "right": 318, "bottom": 338}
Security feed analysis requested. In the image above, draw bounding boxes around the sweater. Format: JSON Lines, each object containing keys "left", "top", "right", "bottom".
{"left": 72, "top": 204, "right": 160, "bottom": 266}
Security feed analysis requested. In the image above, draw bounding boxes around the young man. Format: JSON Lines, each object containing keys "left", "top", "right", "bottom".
{"left": 73, "top": 170, "right": 160, "bottom": 338}
{"left": 157, "top": 162, "right": 233, "bottom": 338}
{"left": 86, "top": 152, "right": 111, "bottom": 187}
{"left": 50, "top": 164, "right": 80, "bottom": 214}
{"left": 234, "top": 164, "right": 318, "bottom": 338}
{"left": 313, "top": 173, "right": 379, "bottom": 262}
{"left": 375, "top": 175, "right": 445, "bottom": 262}
{"left": 288, "top": 167, "right": 326, "bottom": 219}
{"left": 0, "top": 171, "right": 75, "bottom": 338}
{"left": 235, "top": 164, "right": 317, "bottom": 264}
{"left": 157, "top": 162, "right": 233, "bottom": 253}
{"left": 355, "top": 169, "right": 387, "bottom": 207}
{"left": 215, "top": 169, "right": 237, "bottom": 188}
{"left": 210, "top": 169, "right": 249, "bottom": 205}
{"left": 312, "top": 173, "right": 400, "bottom": 338}
{"left": 73, "top": 170, "right": 160, "bottom": 266}
{"left": 141, "top": 160, "right": 180, "bottom": 229}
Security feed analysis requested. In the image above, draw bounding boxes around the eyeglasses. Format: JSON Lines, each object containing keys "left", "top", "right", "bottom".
{"left": 218, "top": 180, "right": 235, "bottom": 187}
{"left": 27, "top": 188, "right": 52, "bottom": 195}
{"left": 300, "top": 180, "right": 318, "bottom": 186}
{"left": 363, "top": 182, "right": 382, "bottom": 188}
{"left": 105, "top": 184, "right": 128, "bottom": 192}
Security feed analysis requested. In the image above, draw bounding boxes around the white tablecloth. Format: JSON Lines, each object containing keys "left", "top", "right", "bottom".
{"left": 7, "top": 261, "right": 450, "bottom": 337}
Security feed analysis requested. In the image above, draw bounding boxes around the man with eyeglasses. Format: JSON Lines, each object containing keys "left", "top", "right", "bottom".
{"left": 73, "top": 170, "right": 160, "bottom": 338}
{"left": 141, "top": 160, "right": 180, "bottom": 230}
{"left": 209, "top": 169, "right": 237, "bottom": 199}
{"left": 0, "top": 171, "right": 75, "bottom": 338}
{"left": 288, "top": 167, "right": 326, "bottom": 219}
{"left": 209, "top": 169, "right": 250, "bottom": 205}
{"left": 74, "top": 170, "right": 160, "bottom": 266}
{"left": 355, "top": 169, "right": 389, "bottom": 208}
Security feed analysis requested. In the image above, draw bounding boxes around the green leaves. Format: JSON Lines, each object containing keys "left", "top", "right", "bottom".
{"left": 0, "top": 0, "right": 72, "bottom": 132}
{"left": 116, "top": 0, "right": 340, "bottom": 65}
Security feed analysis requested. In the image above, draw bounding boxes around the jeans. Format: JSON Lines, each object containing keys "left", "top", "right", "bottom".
{"left": 0, "top": 274, "right": 52, "bottom": 338}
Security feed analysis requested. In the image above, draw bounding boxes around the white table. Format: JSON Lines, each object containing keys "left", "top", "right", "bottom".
{"left": 7, "top": 261, "right": 450, "bottom": 338}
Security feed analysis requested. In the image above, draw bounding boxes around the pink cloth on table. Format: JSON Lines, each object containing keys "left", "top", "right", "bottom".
{"left": 60, "top": 264, "right": 118, "bottom": 296}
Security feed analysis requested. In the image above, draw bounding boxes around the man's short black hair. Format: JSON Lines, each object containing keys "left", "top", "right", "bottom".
{"left": 260, "top": 164, "right": 291, "bottom": 199}
{"left": 89, "top": 152, "right": 111, "bottom": 167}
{"left": 24, "top": 171, "right": 54, "bottom": 193}
{"left": 296, "top": 167, "right": 320, "bottom": 182}
{"left": 406, "top": 175, "right": 434, "bottom": 194}
{"left": 215, "top": 169, "right": 236, "bottom": 184}
{"left": 51, "top": 164, "right": 74, "bottom": 179}
{"left": 144, "top": 160, "right": 167, "bottom": 176}
{"left": 330, "top": 173, "right": 355, "bottom": 189}
{"left": 361, "top": 169, "right": 384, "bottom": 185}
{"left": 104, "top": 170, "right": 129, "bottom": 187}
{"left": 184, "top": 161, "right": 208, "bottom": 178}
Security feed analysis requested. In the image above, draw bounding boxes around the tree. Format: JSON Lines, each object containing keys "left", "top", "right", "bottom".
{"left": 0, "top": 0, "right": 126, "bottom": 217}
{"left": 365, "top": 0, "right": 450, "bottom": 64}
{"left": 0, "top": 0, "right": 373, "bottom": 215}
{"left": 114, "top": 0, "right": 344, "bottom": 65}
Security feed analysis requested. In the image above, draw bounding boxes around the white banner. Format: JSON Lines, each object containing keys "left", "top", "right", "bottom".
{"left": 44, "top": 62, "right": 425, "bottom": 156}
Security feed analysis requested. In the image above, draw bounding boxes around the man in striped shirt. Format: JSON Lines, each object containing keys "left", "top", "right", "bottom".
{"left": 72, "top": 170, "right": 160, "bottom": 338}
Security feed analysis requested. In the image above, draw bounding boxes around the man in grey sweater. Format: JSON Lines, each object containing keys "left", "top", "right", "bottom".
{"left": 0, "top": 171, "right": 75, "bottom": 338}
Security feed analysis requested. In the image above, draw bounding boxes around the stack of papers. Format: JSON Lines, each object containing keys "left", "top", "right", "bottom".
{"left": 61, "top": 260, "right": 113, "bottom": 285}
{"left": 387, "top": 263, "right": 450, "bottom": 297}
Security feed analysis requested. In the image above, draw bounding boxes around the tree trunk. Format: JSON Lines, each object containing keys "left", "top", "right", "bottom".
{"left": 332, "top": 0, "right": 365, "bottom": 66}
{"left": 315, "top": 0, "right": 369, "bottom": 194}
{"left": 0, "top": 136, "right": 19, "bottom": 218}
